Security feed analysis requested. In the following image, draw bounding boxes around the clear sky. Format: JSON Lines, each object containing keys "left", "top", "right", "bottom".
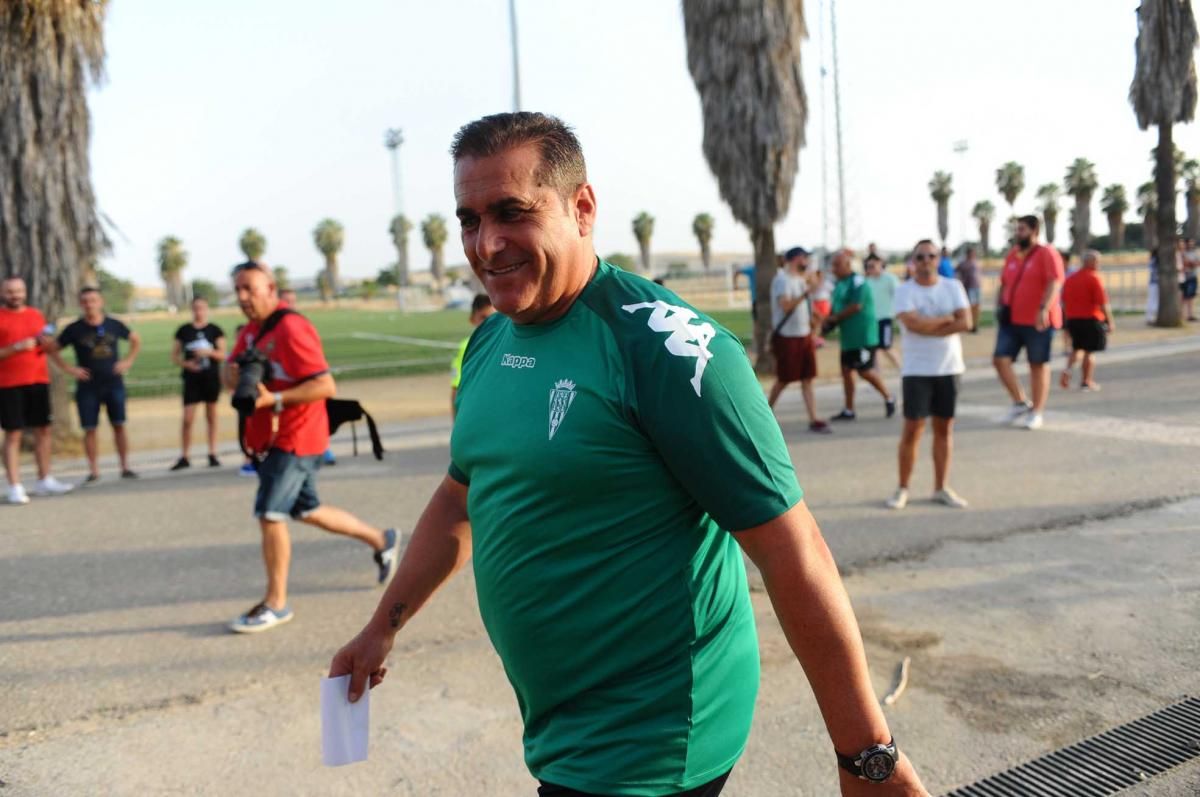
{"left": 89, "top": 0, "right": 1199, "bottom": 287}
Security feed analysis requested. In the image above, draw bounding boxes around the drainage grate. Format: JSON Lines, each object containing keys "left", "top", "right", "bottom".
{"left": 944, "top": 696, "right": 1200, "bottom": 796}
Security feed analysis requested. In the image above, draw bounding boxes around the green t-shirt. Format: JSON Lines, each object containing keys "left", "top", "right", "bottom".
{"left": 832, "top": 273, "right": 879, "bottom": 350}
{"left": 450, "top": 260, "right": 802, "bottom": 795}
{"left": 449, "top": 336, "right": 469, "bottom": 389}
{"left": 866, "top": 271, "right": 899, "bottom": 320}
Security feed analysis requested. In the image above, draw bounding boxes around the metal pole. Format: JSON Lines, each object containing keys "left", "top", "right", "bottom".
{"left": 953, "top": 140, "right": 969, "bottom": 248}
{"left": 384, "top": 128, "right": 404, "bottom": 217}
{"left": 830, "top": 0, "right": 847, "bottom": 248}
{"left": 509, "top": 0, "right": 522, "bottom": 112}
{"left": 819, "top": 0, "right": 829, "bottom": 254}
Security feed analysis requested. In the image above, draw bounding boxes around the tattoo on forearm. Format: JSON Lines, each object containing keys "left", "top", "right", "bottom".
{"left": 388, "top": 602, "right": 407, "bottom": 629}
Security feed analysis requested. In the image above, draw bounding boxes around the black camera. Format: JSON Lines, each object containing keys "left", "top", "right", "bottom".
{"left": 231, "top": 348, "right": 271, "bottom": 415}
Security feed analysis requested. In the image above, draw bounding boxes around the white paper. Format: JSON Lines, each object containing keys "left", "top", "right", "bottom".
{"left": 321, "top": 675, "right": 369, "bottom": 766}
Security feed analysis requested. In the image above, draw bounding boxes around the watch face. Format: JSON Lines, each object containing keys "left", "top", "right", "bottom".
{"left": 862, "top": 750, "right": 896, "bottom": 782}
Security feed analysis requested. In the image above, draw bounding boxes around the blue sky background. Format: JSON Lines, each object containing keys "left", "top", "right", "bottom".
{"left": 89, "top": 0, "right": 1199, "bottom": 287}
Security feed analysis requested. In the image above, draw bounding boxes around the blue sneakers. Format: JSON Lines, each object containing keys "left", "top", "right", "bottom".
{"left": 374, "top": 528, "right": 400, "bottom": 584}
{"left": 229, "top": 602, "right": 293, "bottom": 634}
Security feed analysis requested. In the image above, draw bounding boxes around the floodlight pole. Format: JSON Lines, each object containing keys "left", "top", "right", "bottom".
{"left": 953, "top": 140, "right": 969, "bottom": 247}
{"left": 831, "top": 0, "right": 847, "bottom": 248}
{"left": 384, "top": 128, "right": 404, "bottom": 217}
{"left": 509, "top": 0, "right": 522, "bottom": 111}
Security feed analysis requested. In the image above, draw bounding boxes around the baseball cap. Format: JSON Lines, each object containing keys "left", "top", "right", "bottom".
{"left": 784, "top": 246, "right": 810, "bottom": 260}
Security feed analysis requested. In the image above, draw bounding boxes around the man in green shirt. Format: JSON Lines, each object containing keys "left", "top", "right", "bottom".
{"left": 330, "top": 113, "right": 927, "bottom": 797}
{"left": 824, "top": 249, "right": 896, "bottom": 422}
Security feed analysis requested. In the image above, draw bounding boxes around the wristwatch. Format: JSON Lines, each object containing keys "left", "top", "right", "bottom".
{"left": 273, "top": 392, "right": 284, "bottom": 415}
{"left": 836, "top": 738, "right": 898, "bottom": 782}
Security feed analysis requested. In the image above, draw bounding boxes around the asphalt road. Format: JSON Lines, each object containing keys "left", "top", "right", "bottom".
{"left": 1, "top": 336, "right": 1198, "bottom": 796}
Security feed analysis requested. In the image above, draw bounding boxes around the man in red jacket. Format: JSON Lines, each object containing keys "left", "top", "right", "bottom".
{"left": 223, "top": 263, "right": 400, "bottom": 633}
{"left": 992, "top": 215, "right": 1065, "bottom": 431}
{"left": 0, "top": 277, "right": 73, "bottom": 505}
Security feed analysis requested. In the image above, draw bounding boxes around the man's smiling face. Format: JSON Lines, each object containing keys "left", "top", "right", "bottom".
{"left": 454, "top": 143, "right": 595, "bottom": 325}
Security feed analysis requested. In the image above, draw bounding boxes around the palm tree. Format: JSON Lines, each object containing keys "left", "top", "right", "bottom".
{"left": 683, "top": 0, "right": 807, "bottom": 369}
{"left": 1035, "top": 183, "right": 1061, "bottom": 244}
{"left": 389, "top": 214, "right": 413, "bottom": 287}
{"left": 692, "top": 213, "right": 715, "bottom": 272}
{"left": 929, "top": 171, "right": 953, "bottom": 245}
{"left": 1100, "top": 184, "right": 1130, "bottom": 250}
{"left": 238, "top": 228, "right": 267, "bottom": 264}
{"left": 1181, "top": 158, "right": 1200, "bottom": 239}
{"left": 1137, "top": 181, "right": 1160, "bottom": 251}
{"left": 995, "top": 161, "right": 1026, "bottom": 212}
{"left": 1064, "top": 158, "right": 1099, "bottom": 259}
{"left": 421, "top": 213, "right": 448, "bottom": 290}
{"left": 316, "top": 269, "right": 332, "bottom": 303}
{"left": 272, "top": 266, "right": 290, "bottom": 290}
{"left": 632, "top": 211, "right": 655, "bottom": 273}
{"left": 971, "top": 200, "right": 995, "bottom": 255}
{"left": 1130, "top": 0, "right": 1198, "bottom": 326}
{"left": 157, "top": 236, "right": 188, "bottom": 308}
{"left": 1, "top": 2, "right": 110, "bottom": 445}
{"left": 312, "top": 219, "right": 344, "bottom": 296}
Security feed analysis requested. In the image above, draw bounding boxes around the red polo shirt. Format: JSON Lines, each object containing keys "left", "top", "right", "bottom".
{"left": 1001, "top": 245, "right": 1064, "bottom": 328}
{"left": 0, "top": 307, "right": 50, "bottom": 388}
{"left": 1062, "top": 268, "right": 1109, "bottom": 322}
{"left": 229, "top": 311, "right": 330, "bottom": 456}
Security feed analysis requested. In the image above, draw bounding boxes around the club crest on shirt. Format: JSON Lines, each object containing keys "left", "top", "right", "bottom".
{"left": 548, "top": 379, "right": 577, "bottom": 440}
{"left": 621, "top": 300, "right": 716, "bottom": 397}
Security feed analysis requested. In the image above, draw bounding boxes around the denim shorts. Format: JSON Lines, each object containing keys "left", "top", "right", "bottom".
{"left": 253, "top": 448, "right": 322, "bottom": 521}
{"left": 994, "top": 323, "right": 1054, "bottom": 365}
{"left": 76, "top": 379, "right": 127, "bottom": 430}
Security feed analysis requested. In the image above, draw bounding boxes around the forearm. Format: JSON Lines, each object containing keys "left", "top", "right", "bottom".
{"left": 124, "top": 336, "right": 141, "bottom": 364}
{"left": 280, "top": 373, "right": 336, "bottom": 405}
{"left": 738, "top": 503, "right": 891, "bottom": 753}
{"left": 366, "top": 477, "right": 472, "bottom": 636}
{"left": 1104, "top": 305, "right": 1115, "bottom": 328}
{"left": 1040, "top": 281, "right": 1061, "bottom": 312}
{"left": 46, "top": 350, "right": 71, "bottom": 373}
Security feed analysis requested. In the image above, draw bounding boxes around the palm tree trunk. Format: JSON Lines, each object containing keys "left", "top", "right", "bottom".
{"left": 1044, "top": 210, "right": 1057, "bottom": 245}
{"left": 1187, "top": 191, "right": 1199, "bottom": 240}
{"left": 750, "top": 226, "right": 776, "bottom": 374}
{"left": 431, "top": 248, "right": 445, "bottom": 290}
{"left": 638, "top": 242, "right": 652, "bottom": 274}
{"left": 1155, "top": 124, "right": 1181, "bottom": 326}
{"left": 979, "top": 221, "right": 990, "bottom": 256}
{"left": 701, "top": 242, "right": 711, "bottom": 272}
{"left": 1144, "top": 210, "right": 1159, "bottom": 251}
{"left": 1108, "top": 213, "right": 1125, "bottom": 251}
{"left": 325, "top": 255, "right": 339, "bottom": 296}
{"left": 1073, "top": 197, "right": 1090, "bottom": 260}
{"left": 937, "top": 202, "right": 948, "bottom": 244}
{"left": 395, "top": 243, "right": 409, "bottom": 288}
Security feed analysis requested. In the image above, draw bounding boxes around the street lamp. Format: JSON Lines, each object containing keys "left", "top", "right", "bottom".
{"left": 953, "top": 140, "right": 969, "bottom": 247}
{"left": 509, "top": 0, "right": 522, "bottom": 112}
{"left": 384, "top": 128, "right": 404, "bottom": 217}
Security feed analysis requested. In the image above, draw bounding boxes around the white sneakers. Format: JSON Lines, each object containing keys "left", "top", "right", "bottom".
{"left": 33, "top": 476, "right": 73, "bottom": 496}
{"left": 999, "top": 402, "right": 1033, "bottom": 425}
{"left": 6, "top": 477, "right": 73, "bottom": 505}
{"left": 886, "top": 486, "right": 969, "bottom": 510}
{"left": 1021, "top": 413, "right": 1044, "bottom": 431}
{"left": 6, "top": 484, "right": 30, "bottom": 505}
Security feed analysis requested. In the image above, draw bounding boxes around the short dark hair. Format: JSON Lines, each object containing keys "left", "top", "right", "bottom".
{"left": 450, "top": 112, "right": 587, "bottom": 201}
{"left": 79, "top": 286, "right": 101, "bottom": 298}
{"left": 470, "top": 293, "right": 492, "bottom": 314}
{"left": 1017, "top": 214, "right": 1040, "bottom": 232}
{"left": 864, "top": 253, "right": 882, "bottom": 265}
{"left": 914, "top": 238, "right": 936, "bottom": 250}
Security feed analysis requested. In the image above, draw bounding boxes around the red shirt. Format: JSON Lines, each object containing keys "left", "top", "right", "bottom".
{"left": 1062, "top": 268, "right": 1109, "bottom": 321}
{"left": 1000, "top": 245, "right": 1064, "bottom": 328}
{"left": 229, "top": 311, "right": 331, "bottom": 456}
{"left": 0, "top": 307, "right": 50, "bottom": 388}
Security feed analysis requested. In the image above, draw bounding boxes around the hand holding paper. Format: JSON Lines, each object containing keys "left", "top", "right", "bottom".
{"left": 321, "top": 675, "right": 369, "bottom": 766}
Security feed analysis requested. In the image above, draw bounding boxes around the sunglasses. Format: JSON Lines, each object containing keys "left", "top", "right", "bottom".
{"left": 914, "top": 253, "right": 938, "bottom": 261}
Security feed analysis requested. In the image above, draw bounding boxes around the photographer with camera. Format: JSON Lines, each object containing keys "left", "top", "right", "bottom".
{"left": 224, "top": 262, "right": 399, "bottom": 634}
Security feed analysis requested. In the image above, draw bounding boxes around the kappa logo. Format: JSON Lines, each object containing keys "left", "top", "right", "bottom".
{"left": 621, "top": 300, "right": 716, "bottom": 397}
{"left": 548, "top": 379, "right": 577, "bottom": 440}
{"left": 501, "top": 353, "right": 537, "bottom": 369}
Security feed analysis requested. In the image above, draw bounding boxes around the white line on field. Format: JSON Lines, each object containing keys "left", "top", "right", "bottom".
{"left": 350, "top": 332, "right": 462, "bottom": 349}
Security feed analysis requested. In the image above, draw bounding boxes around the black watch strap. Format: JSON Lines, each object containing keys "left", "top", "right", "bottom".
{"left": 836, "top": 737, "right": 898, "bottom": 782}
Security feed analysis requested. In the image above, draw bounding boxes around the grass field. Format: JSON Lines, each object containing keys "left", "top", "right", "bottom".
{"left": 112, "top": 306, "right": 758, "bottom": 398}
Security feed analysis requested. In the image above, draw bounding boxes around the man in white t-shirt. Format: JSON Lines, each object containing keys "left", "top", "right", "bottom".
{"left": 767, "top": 247, "right": 830, "bottom": 432}
{"left": 887, "top": 239, "right": 971, "bottom": 510}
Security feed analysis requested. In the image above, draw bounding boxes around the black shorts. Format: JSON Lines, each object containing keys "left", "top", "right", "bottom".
{"left": 876, "top": 318, "right": 894, "bottom": 350}
{"left": 902, "top": 375, "right": 959, "bottom": 420}
{"left": 0, "top": 383, "right": 52, "bottom": 431}
{"left": 840, "top": 348, "right": 877, "bottom": 372}
{"left": 1066, "top": 319, "right": 1108, "bottom": 353}
{"left": 182, "top": 372, "right": 221, "bottom": 405}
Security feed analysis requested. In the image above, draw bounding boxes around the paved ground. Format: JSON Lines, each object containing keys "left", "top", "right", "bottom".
{"left": 1, "top": 334, "right": 1198, "bottom": 795}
